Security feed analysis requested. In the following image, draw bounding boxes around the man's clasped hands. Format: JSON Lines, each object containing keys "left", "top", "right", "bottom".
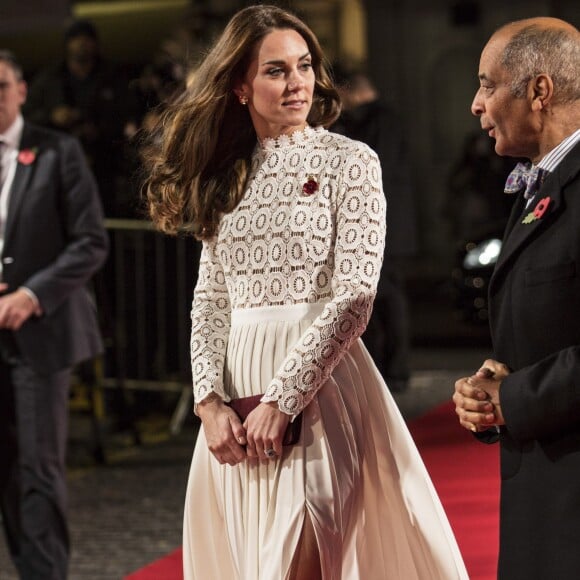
{"left": 453, "top": 359, "right": 510, "bottom": 433}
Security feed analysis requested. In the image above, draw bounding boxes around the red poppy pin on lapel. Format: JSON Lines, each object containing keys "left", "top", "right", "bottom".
{"left": 17, "top": 148, "right": 37, "bottom": 165}
{"left": 522, "top": 196, "right": 551, "bottom": 224}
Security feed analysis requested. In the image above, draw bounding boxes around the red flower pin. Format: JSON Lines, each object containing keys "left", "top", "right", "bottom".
{"left": 533, "top": 196, "right": 551, "bottom": 219}
{"left": 302, "top": 175, "right": 318, "bottom": 196}
{"left": 522, "top": 196, "right": 551, "bottom": 224}
{"left": 18, "top": 148, "right": 37, "bottom": 165}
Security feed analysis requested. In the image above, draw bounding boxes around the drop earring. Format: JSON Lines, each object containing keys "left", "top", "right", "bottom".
{"left": 239, "top": 95, "right": 249, "bottom": 105}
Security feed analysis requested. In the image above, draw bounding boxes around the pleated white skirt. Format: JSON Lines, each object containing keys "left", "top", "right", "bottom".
{"left": 183, "top": 303, "right": 468, "bottom": 580}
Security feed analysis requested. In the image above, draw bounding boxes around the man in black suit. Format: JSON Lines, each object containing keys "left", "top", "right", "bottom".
{"left": 24, "top": 19, "right": 130, "bottom": 217}
{"left": 332, "top": 69, "right": 418, "bottom": 392}
{"left": 0, "top": 51, "right": 108, "bottom": 579}
{"left": 453, "top": 18, "right": 580, "bottom": 580}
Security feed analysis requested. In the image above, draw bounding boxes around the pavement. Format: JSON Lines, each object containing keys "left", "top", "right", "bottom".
{"left": 0, "top": 271, "right": 494, "bottom": 579}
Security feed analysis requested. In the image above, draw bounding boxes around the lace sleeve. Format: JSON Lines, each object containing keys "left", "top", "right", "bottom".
{"left": 190, "top": 237, "right": 231, "bottom": 405}
{"left": 261, "top": 144, "right": 386, "bottom": 416}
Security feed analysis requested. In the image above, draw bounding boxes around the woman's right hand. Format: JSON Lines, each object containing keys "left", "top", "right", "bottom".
{"left": 197, "top": 395, "right": 248, "bottom": 465}
{"left": 244, "top": 402, "right": 290, "bottom": 461}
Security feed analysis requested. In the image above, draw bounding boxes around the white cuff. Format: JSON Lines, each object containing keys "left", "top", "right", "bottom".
{"left": 19, "top": 286, "right": 43, "bottom": 315}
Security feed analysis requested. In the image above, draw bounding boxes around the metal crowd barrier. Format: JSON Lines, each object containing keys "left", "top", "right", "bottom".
{"left": 96, "top": 219, "right": 200, "bottom": 436}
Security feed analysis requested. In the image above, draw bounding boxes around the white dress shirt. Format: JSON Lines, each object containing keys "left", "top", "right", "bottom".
{"left": 0, "top": 114, "right": 23, "bottom": 268}
{"left": 0, "top": 114, "right": 41, "bottom": 310}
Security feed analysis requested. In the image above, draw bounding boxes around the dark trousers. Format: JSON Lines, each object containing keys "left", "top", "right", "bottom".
{"left": 363, "top": 267, "right": 411, "bottom": 387}
{"left": 0, "top": 331, "right": 71, "bottom": 580}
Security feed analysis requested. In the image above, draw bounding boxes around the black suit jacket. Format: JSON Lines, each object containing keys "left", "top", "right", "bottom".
{"left": 345, "top": 100, "right": 419, "bottom": 257}
{"left": 2, "top": 122, "right": 108, "bottom": 375}
{"left": 488, "top": 140, "right": 580, "bottom": 579}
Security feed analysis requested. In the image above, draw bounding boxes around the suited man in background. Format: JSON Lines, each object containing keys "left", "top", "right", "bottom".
{"left": 332, "top": 67, "right": 418, "bottom": 392}
{"left": 453, "top": 18, "right": 580, "bottom": 579}
{"left": 24, "top": 19, "right": 131, "bottom": 217}
{"left": 0, "top": 50, "right": 108, "bottom": 579}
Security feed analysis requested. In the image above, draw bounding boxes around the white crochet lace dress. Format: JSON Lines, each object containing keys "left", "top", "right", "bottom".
{"left": 182, "top": 126, "right": 468, "bottom": 580}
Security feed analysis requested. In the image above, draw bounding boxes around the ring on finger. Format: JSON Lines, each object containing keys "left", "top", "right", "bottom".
{"left": 264, "top": 448, "right": 276, "bottom": 458}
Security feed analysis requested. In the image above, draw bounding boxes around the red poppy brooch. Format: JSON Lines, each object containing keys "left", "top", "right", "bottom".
{"left": 302, "top": 175, "right": 319, "bottom": 196}
{"left": 18, "top": 148, "right": 38, "bottom": 165}
{"left": 522, "top": 196, "right": 551, "bottom": 224}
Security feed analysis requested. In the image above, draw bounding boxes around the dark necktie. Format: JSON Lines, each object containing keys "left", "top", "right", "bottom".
{"left": 0, "top": 140, "right": 8, "bottom": 236}
{"left": 0, "top": 140, "right": 5, "bottom": 187}
{"left": 504, "top": 162, "right": 545, "bottom": 199}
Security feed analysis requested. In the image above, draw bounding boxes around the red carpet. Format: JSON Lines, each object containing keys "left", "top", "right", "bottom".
{"left": 408, "top": 402, "right": 500, "bottom": 580}
{"left": 124, "top": 548, "right": 183, "bottom": 580}
{"left": 125, "top": 401, "right": 499, "bottom": 579}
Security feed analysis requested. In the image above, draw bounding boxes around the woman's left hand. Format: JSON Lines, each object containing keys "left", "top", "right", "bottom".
{"left": 244, "top": 402, "right": 290, "bottom": 461}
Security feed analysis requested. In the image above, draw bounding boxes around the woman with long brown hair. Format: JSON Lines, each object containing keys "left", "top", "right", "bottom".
{"left": 145, "top": 5, "right": 467, "bottom": 579}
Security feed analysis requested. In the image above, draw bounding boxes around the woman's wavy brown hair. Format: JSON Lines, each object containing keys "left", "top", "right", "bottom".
{"left": 143, "top": 4, "right": 341, "bottom": 239}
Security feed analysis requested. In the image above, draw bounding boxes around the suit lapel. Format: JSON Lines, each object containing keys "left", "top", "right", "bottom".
{"left": 4, "top": 124, "right": 39, "bottom": 246}
{"left": 490, "top": 142, "right": 580, "bottom": 290}
{"left": 502, "top": 191, "right": 527, "bottom": 238}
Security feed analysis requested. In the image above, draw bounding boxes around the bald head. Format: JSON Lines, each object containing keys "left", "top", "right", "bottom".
{"left": 497, "top": 16, "right": 578, "bottom": 37}
{"left": 491, "top": 17, "right": 580, "bottom": 104}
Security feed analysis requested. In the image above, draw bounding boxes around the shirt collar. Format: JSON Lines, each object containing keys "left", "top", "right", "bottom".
{"left": 0, "top": 114, "right": 24, "bottom": 150}
{"left": 537, "top": 128, "right": 580, "bottom": 172}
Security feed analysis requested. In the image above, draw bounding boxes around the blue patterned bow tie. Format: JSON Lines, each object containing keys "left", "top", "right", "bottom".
{"left": 504, "top": 162, "right": 546, "bottom": 199}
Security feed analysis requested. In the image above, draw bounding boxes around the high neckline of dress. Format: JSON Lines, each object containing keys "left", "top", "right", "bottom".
{"left": 259, "top": 125, "right": 324, "bottom": 151}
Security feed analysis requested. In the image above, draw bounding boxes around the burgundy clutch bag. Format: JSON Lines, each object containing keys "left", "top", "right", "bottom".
{"left": 226, "top": 394, "right": 302, "bottom": 446}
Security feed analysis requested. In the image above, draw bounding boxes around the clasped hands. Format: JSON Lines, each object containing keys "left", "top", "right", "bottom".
{"left": 197, "top": 394, "right": 290, "bottom": 466}
{"left": 453, "top": 359, "right": 509, "bottom": 432}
